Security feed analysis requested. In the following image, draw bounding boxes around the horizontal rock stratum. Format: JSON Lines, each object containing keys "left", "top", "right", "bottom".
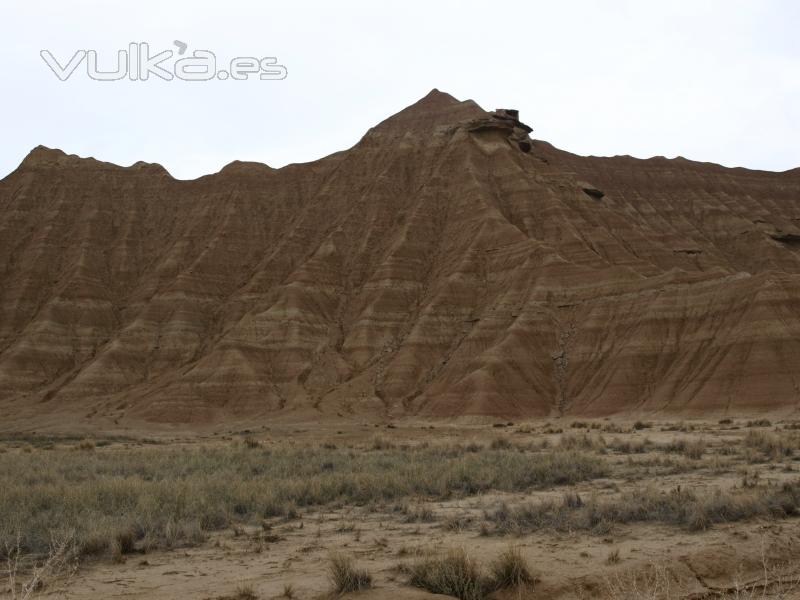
{"left": 2, "top": 89, "right": 800, "bottom": 424}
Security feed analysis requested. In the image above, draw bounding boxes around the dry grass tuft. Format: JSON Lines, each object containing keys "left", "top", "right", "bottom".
{"left": 489, "top": 437, "right": 513, "bottom": 450}
{"left": 559, "top": 433, "right": 606, "bottom": 452}
{"left": 327, "top": 553, "right": 372, "bottom": 594}
{"left": 488, "top": 546, "right": 536, "bottom": 590}
{"left": 743, "top": 429, "right": 797, "bottom": 461}
{"left": 408, "top": 546, "right": 536, "bottom": 599}
{"left": 242, "top": 437, "right": 261, "bottom": 449}
{"left": 408, "top": 548, "right": 484, "bottom": 600}
{"left": 233, "top": 583, "right": 258, "bottom": 600}
{"left": 683, "top": 438, "right": 706, "bottom": 460}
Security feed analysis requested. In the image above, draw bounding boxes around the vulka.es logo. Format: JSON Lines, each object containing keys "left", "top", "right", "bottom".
{"left": 40, "top": 41, "right": 288, "bottom": 82}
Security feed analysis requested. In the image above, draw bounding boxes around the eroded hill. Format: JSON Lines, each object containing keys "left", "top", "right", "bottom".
{"left": 1, "top": 89, "right": 799, "bottom": 424}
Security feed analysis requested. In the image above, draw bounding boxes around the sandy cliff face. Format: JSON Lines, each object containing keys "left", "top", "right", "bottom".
{"left": 1, "top": 89, "right": 799, "bottom": 423}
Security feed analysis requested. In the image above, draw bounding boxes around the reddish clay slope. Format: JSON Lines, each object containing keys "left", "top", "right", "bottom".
{"left": 1, "top": 89, "right": 799, "bottom": 423}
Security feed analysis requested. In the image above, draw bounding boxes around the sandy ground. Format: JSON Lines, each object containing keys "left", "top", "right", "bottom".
{"left": 63, "top": 507, "right": 800, "bottom": 599}
{"left": 7, "top": 418, "right": 800, "bottom": 599}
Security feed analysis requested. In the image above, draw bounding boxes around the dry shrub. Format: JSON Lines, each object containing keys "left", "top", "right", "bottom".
{"left": 602, "top": 423, "right": 626, "bottom": 434}
{"left": 604, "top": 562, "right": 672, "bottom": 599}
{"left": 608, "top": 437, "right": 650, "bottom": 454}
{"left": 605, "top": 546, "right": 800, "bottom": 600}
{"left": 488, "top": 546, "right": 536, "bottom": 590}
{"left": 401, "top": 504, "right": 435, "bottom": 523}
{"left": 744, "top": 429, "right": 796, "bottom": 461}
{"left": 559, "top": 433, "right": 606, "bottom": 452}
{"left": 1, "top": 444, "right": 606, "bottom": 558}
{"left": 489, "top": 437, "right": 512, "bottom": 450}
{"left": 408, "top": 546, "right": 535, "bottom": 599}
{"left": 442, "top": 515, "right": 472, "bottom": 532}
{"left": 327, "top": 553, "right": 372, "bottom": 593}
{"left": 110, "top": 526, "right": 137, "bottom": 563}
{"left": 370, "top": 436, "right": 395, "bottom": 450}
{"left": 408, "top": 548, "right": 484, "bottom": 600}
{"left": 683, "top": 438, "right": 706, "bottom": 460}
{"left": 242, "top": 437, "right": 260, "bottom": 449}
{"left": 78, "top": 532, "right": 109, "bottom": 558}
{"left": 4, "top": 531, "right": 78, "bottom": 600}
{"left": 487, "top": 481, "right": 800, "bottom": 534}
{"left": 234, "top": 584, "right": 258, "bottom": 599}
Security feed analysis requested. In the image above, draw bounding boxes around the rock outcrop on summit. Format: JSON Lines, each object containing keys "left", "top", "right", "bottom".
{"left": 2, "top": 89, "right": 800, "bottom": 424}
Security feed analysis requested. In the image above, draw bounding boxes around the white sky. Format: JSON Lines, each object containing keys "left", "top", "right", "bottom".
{"left": 2, "top": 0, "right": 798, "bottom": 179}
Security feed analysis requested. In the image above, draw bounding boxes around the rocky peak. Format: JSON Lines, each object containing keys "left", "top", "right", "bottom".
{"left": 467, "top": 108, "right": 534, "bottom": 153}
{"left": 18, "top": 145, "right": 70, "bottom": 168}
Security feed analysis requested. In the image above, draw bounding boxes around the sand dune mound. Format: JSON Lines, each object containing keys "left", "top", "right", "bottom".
{"left": 2, "top": 89, "right": 800, "bottom": 424}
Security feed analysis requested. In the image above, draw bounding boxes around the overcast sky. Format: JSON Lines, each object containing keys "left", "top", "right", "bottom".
{"left": 2, "top": 0, "right": 798, "bottom": 179}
